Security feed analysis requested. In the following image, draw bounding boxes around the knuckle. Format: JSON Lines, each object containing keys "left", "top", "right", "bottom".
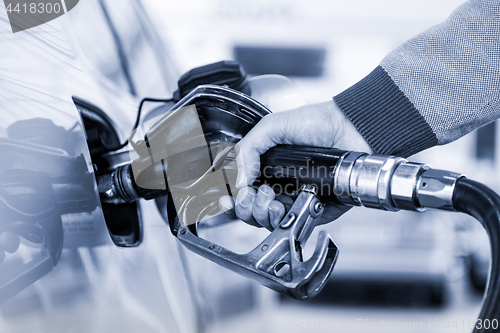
{"left": 252, "top": 206, "right": 269, "bottom": 223}
{"left": 235, "top": 206, "right": 251, "bottom": 221}
{"left": 252, "top": 206, "right": 265, "bottom": 219}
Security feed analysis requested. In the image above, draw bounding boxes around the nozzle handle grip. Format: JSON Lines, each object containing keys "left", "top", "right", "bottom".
{"left": 259, "top": 145, "right": 348, "bottom": 202}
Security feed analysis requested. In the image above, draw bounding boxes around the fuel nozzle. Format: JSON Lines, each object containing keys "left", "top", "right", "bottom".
{"left": 93, "top": 84, "right": 466, "bottom": 301}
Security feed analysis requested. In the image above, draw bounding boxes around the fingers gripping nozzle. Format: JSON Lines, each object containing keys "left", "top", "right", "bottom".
{"left": 171, "top": 184, "right": 338, "bottom": 300}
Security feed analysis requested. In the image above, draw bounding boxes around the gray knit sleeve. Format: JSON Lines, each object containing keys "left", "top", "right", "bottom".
{"left": 334, "top": 0, "right": 500, "bottom": 157}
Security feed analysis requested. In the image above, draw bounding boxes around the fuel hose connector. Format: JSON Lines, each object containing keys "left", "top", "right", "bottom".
{"left": 334, "top": 151, "right": 464, "bottom": 212}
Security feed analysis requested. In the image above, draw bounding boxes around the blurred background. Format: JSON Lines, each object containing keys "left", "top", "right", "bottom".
{"left": 1, "top": 0, "right": 497, "bottom": 332}
{"left": 140, "top": 0, "right": 495, "bottom": 332}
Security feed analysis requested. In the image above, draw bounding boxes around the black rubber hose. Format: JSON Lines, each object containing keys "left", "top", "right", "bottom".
{"left": 453, "top": 178, "right": 500, "bottom": 332}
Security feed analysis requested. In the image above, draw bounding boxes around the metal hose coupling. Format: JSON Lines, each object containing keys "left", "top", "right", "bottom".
{"left": 334, "top": 151, "right": 464, "bottom": 212}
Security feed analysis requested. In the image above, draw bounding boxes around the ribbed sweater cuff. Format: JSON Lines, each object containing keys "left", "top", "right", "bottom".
{"left": 333, "top": 66, "right": 438, "bottom": 158}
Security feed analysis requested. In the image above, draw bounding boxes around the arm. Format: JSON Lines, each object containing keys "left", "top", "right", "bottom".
{"left": 232, "top": 0, "right": 500, "bottom": 228}
{"left": 335, "top": 0, "right": 500, "bottom": 158}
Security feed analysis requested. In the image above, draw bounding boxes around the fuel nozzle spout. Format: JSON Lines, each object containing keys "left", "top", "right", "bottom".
{"left": 97, "top": 162, "right": 168, "bottom": 205}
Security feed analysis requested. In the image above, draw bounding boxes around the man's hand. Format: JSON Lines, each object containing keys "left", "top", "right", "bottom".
{"left": 220, "top": 100, "right": 373, "bottom": 229}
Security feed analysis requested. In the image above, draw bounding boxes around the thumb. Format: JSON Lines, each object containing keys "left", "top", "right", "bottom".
{"left": 235, "top": 101, "right": 347, "bottom": 188}
{"left": 235, "top": 114, "right": 286, "bottom": 188}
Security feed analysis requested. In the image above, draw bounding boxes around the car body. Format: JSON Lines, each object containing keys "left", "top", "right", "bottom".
{"left": 0, "top": 1, "right": 268, "bottom": 332}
